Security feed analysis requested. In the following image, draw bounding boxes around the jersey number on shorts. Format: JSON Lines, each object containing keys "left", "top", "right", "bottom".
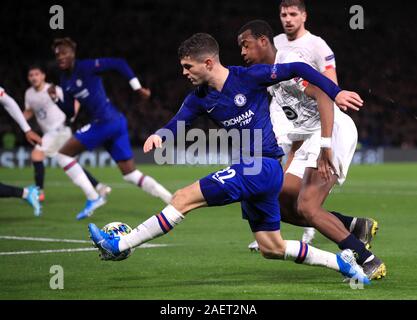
{"left": 282, "top": 106, "right": 298, "bottom": 121}
{"left": 212, "top": 167, "right": 236, "bottom": 184}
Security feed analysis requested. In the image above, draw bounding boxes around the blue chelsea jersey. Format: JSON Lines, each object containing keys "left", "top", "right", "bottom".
{"left": 157, "top": 62, "right": 342, "bottom": 159}
{"left": 57, "top": 58, "right": 137, "bottom": 122}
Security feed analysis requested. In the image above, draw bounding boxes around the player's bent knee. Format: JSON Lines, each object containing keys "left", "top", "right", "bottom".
{"left": 170, "top": 188, "right": 190, "bottom": 212}
{"left": 170, "top": 184, "right": 205, "bottom": 215}
{"left": 297, "top": 200, "right": 317, "bottom": 223}
{"left": 31, "top": 149, "right": 45, "bottom": 162}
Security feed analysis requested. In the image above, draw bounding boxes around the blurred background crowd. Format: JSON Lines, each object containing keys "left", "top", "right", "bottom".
{"left": 0, "top": 0, "right": 415, "bottom": 149}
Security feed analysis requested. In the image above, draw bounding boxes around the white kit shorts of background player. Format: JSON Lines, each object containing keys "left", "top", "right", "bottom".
{"left": 270, "top": 32, "right": 358, "bottom": 185}
{"left": 25, "top": 83, "right": 72, "bottom": 157}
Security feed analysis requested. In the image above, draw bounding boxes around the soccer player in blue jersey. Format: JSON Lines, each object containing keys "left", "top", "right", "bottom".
{"left": 49, "top": 38, "right": 172, "bottom": 220}
{"left": 89, "top": 33, "right": 369, "bottom": 283}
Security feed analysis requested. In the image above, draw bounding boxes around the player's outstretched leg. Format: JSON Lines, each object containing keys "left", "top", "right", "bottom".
{"left": 0, "top": 183, "right": 42, "bottom": 216}
{"left": 254, "top": 230, "right": 370, "bottom": 284}
{"left": 82, "top": 168, "right": 112, "bottom": 199}
{"left": 56, "top": 137, "right": 107, "bottom": 220}
{"left": 118, "top": 159, "right": 172, "bottom": 204}
{"left": 89, "top": 181, "right": 204, "bottom": 260}
{"left": 297, "top": 168, "right": 386, "bottom": 280}
{"left": 56, "top": 153, "right": 106, "bottom": 220}
{"left": 31, "top": 147, "right": 46, "bottom": 202}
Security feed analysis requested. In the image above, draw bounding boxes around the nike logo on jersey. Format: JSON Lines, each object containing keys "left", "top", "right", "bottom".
{"left": 207, "top": 106, "right": 216, "bottom": 113}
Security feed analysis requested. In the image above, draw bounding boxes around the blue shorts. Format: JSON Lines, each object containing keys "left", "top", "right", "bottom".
{"left": 199, "top": 157, "right": 284, "bottom": 232}
{"left": 75, "top": 114, "right": 133, "bottom": 162}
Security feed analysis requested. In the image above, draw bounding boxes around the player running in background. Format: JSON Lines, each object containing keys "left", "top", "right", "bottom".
{"left": 88, "top": 33, "right": 370, "bottom": 284}
{"left": 237, "top": 19, "right": 385, "bottom": 280}
{"left": 0, "top": 86, "right": 42, "bottom": 215}
{"left": 23, "top": 65, "right": 111, "bottom": 202}
{"left": 49, "top": 38, "right": 172, "bottom": 220}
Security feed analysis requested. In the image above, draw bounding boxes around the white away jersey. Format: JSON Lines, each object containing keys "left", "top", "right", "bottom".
{"left": 24, "top": 83, "right": 66, "bottom": 133}
{"left": 270, "top": 32, "right": 337, "bottom": 136}
{"left": 273, "top": 31, "right": 336, "bottom": 73}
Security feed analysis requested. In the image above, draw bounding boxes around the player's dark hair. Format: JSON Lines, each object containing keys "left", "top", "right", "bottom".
{"left": 51, "top": 37, "right": 77, "bottom": 52}
{"left": 28, "top": 64, "right": 45, "bottom": 74}
{"left": 279, "top": 0, "right": 306, "bottom": 12}
{"left": 238, "top": 20, "right": 274, "bottom": 44}
{"left": 178, "top": 33, "right": 219, "bottom": 61}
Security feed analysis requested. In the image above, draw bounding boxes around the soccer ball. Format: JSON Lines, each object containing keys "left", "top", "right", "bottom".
{"left": 101, "top": 222, "right": 135, "bottom": 261}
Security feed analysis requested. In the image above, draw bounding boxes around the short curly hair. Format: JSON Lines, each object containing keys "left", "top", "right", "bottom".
{"left": 51, "top": 37, "right": 77, "bottom": 52}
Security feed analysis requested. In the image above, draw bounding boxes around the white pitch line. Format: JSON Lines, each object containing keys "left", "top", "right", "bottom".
{"left": 0, "top": 243, "right": 170, "bottom": 256}
{"left": 0, "top": 247, "right": 97, "bottom": 256}
{"left": 0, "top": 235, "right": 90, "bottom": 243}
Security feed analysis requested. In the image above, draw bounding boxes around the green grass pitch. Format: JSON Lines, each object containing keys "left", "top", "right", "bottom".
{"left": 0, "top": 163, "right": 416, "bottom": 299}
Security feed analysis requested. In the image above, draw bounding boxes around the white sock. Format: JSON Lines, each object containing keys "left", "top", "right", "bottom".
{"left": 119, "top": 205, "right": 184, "bottom": 251}
{"left": 123, "top": 170, "right": 172, "bottom": 203}
{"left": 22, "top": 188, "right": 29, "bottom": 199}
{"left": 284, "top": 240, "right": 339, "bottom": 271}
{"left": 56, "top": 153, "right": 99, "bottom": 200}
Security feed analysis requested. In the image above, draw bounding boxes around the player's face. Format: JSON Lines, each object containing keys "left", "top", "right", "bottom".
{"left": 238, "top": 30, "right": 266, "bottom": 65}
{"left": 180, "top": 56, "right": 210, "bottom": 86}
{"left": 280, "top": 6, "right": 306, "bottom": 37}
{"left": 55, "top": 45, "right": 75, "bottom": 70}
{"left": 28, "top": 69, "right": 46, "bottom": 88}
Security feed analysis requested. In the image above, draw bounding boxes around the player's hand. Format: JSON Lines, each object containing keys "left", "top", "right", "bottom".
{"left": 317, "top": 147, "right": 336, "bottom": 182}
{"left": 47, "top": 84, "right": 58, "bottom": 101}
{"left": 143, "top": 134, "right": 162, "bottom": 153}
{"left": 25, "top": 130, "right": 42, "bottom": 146}
{"left": 335, "top": 90, "right": 363, "bottom": 111}
{"left": 137, "top": 87, "right": 151, "bottom": 100}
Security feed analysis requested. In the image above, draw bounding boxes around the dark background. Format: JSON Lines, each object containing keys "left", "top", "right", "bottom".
{"left": 1, "top": 0, "right": 416, "bottom": 149}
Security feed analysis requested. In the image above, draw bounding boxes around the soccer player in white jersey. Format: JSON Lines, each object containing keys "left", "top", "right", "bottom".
{"left": 0, "top": 86, "right": 42, "bottom": 216}
{"left": 23, "top": 65, "right": 111, "bottom": 202}
{"left": 237, "top": 19, "right": 386, "bottom": 280}
{"left": 275, "top": 0, "right": 341, "bottom": 243}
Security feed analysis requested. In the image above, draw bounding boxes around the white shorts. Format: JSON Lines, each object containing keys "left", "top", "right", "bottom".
{"left": 269, "top": 101, "right": 294, "bottom": 155}
{"left": 286, "top": 110, "right": 358, "bottom": 185}
{"left": 35, "top": 126, "right": 72, "bottom": 157}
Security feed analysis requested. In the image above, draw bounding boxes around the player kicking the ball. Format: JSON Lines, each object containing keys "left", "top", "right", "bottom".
{"left": 237, "top": 19, "right": 385, "bottom": 280}
{"left": 89, "top": 33, "right": 370, "bottom": 284}
{"left": 0, "top": 86, "right": 42, "bottom": 215}
{"left": 23, "top": 65, "right": 111, "bottom": 202}
{"left": 49, "top": 38, "right": 172, "bottom": 220}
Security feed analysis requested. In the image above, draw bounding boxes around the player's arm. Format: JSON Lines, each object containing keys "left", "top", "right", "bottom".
{"left": 144, "top": 94, "right": 203, "bottom": 153}
{"left": 283, "top": 140, "right": 303, "bottom": 172}
{"left": 48, "top": 84, "right": 76, "bottom": 119}
{"left": 0, "top": 89, "right": 41, "bottom": 145}
{"left": 23, "top": 91, "right": 34, "bottom": 120}
{"left": 305, "top": 84, "right": 336, "bottom": 181}
{"left": 23, "top": 108, "right": 34, "bottom": 120}
{"left": 88, "top": 58, "right": 151, "bottom": 99}
{"left": 248, "top": 63, "right": 363, "bottom": 111}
